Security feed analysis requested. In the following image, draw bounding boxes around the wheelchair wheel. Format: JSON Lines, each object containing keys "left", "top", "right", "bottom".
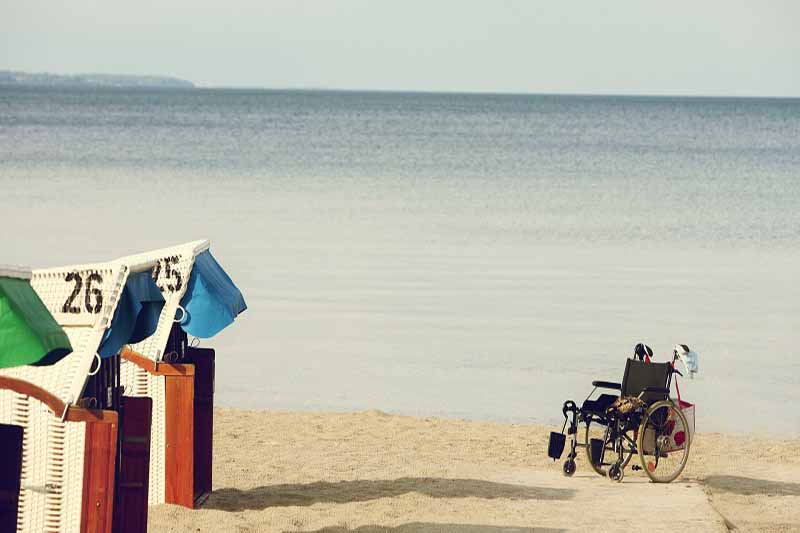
{"left": 608, "top": 462, "right": 624, "bottom": 483}
{"left": 584, "top": 418, "right": 634, "bottom": 477}
{"left": 637, "top": 400, "right": 691, "bottom": 483}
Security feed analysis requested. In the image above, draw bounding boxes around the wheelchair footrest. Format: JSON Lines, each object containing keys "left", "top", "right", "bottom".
{"left": 548, "top": 432, "right": 566, "bottom": 459}
{"left": 589, "top": 438, "right": 604, "bottom": 466}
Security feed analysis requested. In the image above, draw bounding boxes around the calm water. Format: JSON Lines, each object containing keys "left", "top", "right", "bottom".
{"left": 1, "top": 87, "right": 799, "bottom": 434}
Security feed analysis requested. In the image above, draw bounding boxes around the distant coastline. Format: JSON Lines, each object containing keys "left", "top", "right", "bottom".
{"left": 0, "top": 70, "right": 194, "bottom": 89}
{"left": 2, "top": 71, "right": 797, "bottom": 98}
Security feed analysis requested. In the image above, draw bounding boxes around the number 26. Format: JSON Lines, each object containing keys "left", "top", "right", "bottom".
{"left": 62, "top": 272, "right": 103, "bottom": 314}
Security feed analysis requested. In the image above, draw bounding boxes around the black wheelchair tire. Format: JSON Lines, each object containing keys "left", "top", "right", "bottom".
{"left": 563, "top": 459, "right": 576, "bottom": 477}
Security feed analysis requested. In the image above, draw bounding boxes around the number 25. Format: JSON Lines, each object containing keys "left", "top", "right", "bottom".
{"left": 152, "top": 256, "right": 183, "bottom": 293}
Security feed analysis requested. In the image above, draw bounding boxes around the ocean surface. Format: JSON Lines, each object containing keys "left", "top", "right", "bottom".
{"left": 1, "top": 87, "right": 798, "bottom": 434}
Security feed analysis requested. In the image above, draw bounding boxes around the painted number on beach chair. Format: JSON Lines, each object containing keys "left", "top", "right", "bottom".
{"left": 152, "top": 255, "right": 183, "bottom": 293}
{"left": 61, "top": 271, "right": 104, "bottom": 314}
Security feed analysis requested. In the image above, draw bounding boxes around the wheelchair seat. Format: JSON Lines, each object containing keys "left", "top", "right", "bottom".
{"left": 581, "top": 393, "right": 618, "bottom": 416}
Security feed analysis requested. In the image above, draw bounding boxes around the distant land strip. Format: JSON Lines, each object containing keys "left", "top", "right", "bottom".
{"left": 0, "top": 70, "right": 194, "bottom": 89}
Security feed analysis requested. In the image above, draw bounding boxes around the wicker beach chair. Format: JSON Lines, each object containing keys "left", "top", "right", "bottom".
{"left": 0, "top": 260, "right": 141, "bottom": 533}
{"left": 0, "top": 265, "right": 72, "bottom": 532}
{"left": 116, "top": 240, "right": 246, "bottom": 508}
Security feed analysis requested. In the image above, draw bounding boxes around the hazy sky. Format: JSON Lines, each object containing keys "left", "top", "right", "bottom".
{"left": 2, "top": 0, "right": 799, "bottom": 96}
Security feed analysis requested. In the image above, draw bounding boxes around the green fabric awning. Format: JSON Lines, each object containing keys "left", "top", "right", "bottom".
{"left": 0, "top": 267, "right": 73, "bottom": 369}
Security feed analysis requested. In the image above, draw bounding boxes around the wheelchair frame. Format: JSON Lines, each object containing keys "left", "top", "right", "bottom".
{"left": 549, "top": 359, "right": 691, "bottom": 483}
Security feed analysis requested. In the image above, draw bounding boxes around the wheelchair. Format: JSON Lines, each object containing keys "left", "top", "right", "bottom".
{"left": 548, "top": 355, "right": 691, "bottom": 483}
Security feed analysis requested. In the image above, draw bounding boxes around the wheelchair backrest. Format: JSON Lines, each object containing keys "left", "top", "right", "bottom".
{"left": 621, "top": 359, "right": 672, "bottom": 403}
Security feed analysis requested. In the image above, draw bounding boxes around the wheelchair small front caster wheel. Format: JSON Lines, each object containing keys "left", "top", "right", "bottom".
{"left": 608, "top": 463, "right": 623, "bottom": 482}
{"left": 563, "top": 459, "right": 576, "bottom": 477}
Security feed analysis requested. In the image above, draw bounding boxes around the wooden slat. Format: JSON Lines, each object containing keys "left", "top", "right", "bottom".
{"left": 81, "top": 411, "right": 118, "bottom": 533}
{"left": 66, "top": 407, "right": 119, "bottom": 424}
{"left": 0, "top": 424, "right": 23, "bottom": 533}
{"left": 112, "top": 397, "right": 152, "bottom": 533}
{"left": 186, "top": 348, "right": 215, "bottom": 506}
{"left": 120, "top": 347, "right": 195, "bottom": 377}
{"left": 164, "top": 372, "right": 195, "bottom": 508}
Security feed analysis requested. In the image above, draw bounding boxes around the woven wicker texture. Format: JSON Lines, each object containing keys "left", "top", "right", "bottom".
{"left": 149, "top": 373, "right": 167, "bottom": 505}
{"left": 115, "top": 240, "right": 208, "bottom": 505}
{"left": 4, "top": 264, "right": 126, "bottom": 404}
{"left": 0, "top": 261, "right": 129, "bottom": 533}
{"left": 0, "top": 386, "right": 87, "bottom": 533}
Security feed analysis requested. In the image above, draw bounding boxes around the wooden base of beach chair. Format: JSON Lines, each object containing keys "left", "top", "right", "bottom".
{"left": 187, "top": 347, "right": 214, "bottom": 508}
{"left": 164, "top": 365, "right": 195, "bottom": 507}
{"left": 163, "top": 348, "right": 215, "bottom": 509}
{"left": 80, "top": 409, "right": 119, "bottom": 533}
{"left": 0, "top": 376, "right": 119, "bottom": 533}
{"left": 121, "top": 346, "right": 215, "bottom": 509}
{"left": 0, "top": 423, "right": 23, "bottom": 533}
{"left": 112, "top": 396, "right": 153, "bottom": 533}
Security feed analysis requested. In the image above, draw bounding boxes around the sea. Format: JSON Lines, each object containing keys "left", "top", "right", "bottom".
{"left": 1, "top": 87, "right": 798, "bottom": 435}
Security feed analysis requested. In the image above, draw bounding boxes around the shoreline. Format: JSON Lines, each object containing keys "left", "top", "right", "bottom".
{"left": 213, "top": 404, "right": 800, "bottom": 440}
{"left": 149, "top": 408, "right": 800, "bottom": 533}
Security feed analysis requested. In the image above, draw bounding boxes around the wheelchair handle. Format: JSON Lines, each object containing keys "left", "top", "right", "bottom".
{"left": 562, "top": 400, "right": 578, "bottom": 417}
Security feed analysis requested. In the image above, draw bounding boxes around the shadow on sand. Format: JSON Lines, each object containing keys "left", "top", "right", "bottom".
{"left": 294, "top": 524, "right": 566, "bottom": 533}
{"left": 704, "top": 475, "right": 800, "bottom": 497}
{"left": 205, "top": 477, "right": 574, "bottom": 511}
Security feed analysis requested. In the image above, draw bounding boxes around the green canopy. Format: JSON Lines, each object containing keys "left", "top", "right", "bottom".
{"left": 0, "top": 266, "right": 73, "bottom": 369}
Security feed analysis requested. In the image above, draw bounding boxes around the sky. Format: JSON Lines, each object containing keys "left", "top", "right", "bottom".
{"left": 2, "top": 0, "right": 799, "bottom": 96}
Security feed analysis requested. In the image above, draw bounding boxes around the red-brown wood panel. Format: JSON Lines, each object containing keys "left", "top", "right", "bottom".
{"left": 81, "top": 411, "right": 119, "bottom": 533}
{"left": 186, "top": 347, "right": 214, "bottom": 507}
{"left": 164, "top": 372, "right": 195, "bottom": 508}
{"left": 112, "top": 397, "right": 152, "bottom": 533}
{"left": 0, "top": 423, "right": 23, "bottom": 533}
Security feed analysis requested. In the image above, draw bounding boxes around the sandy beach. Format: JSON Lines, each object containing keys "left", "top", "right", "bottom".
{"left": 3, "top": 6, "right": 799, "bottom": 533}
{"left": 147, "top": 409, "right": 800, "bottom": 533}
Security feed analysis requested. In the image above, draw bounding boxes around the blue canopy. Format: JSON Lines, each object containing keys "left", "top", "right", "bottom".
{"left": 99, "top": 271, "right": 165, "bottom": 358}
{"left": 178, "top": 251, "right": 247, "bottom": 338}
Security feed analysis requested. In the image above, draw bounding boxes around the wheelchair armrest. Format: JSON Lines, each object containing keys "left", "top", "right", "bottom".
{"left": 638, "top": 386, "right": 670, "bottom": 398}
{"left": 591, "top": 381, "right": 621, "bottom": 390}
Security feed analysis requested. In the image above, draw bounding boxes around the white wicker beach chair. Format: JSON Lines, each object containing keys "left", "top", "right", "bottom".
{"left": 0, "top": 259, "right": 154, "bottom": 533}
{"left": 116, "top": 240, "right": 230, "bottom": 508}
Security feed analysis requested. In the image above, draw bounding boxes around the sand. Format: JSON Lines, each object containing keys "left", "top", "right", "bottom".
{"left": 148, "top": 409, "right": 800, "bottom": 533}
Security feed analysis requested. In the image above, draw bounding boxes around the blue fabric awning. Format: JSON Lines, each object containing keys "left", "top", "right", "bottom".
{"left": 178, "top": 251, "right": 247, "bottom": 338}
{"left": 99, "top": 270, "right": 165, "bottom": 358}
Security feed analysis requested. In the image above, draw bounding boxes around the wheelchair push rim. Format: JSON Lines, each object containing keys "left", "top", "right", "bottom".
{"left": 636, "top": 399, "right": 691, "bottom": 483}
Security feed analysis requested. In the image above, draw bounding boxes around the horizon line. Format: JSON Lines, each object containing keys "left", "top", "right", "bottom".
{"left": 5, "top": 67, "right": 798, "bottom": 99}
{"left": 197, "top": 85, "right": 800, "bottom": 100}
